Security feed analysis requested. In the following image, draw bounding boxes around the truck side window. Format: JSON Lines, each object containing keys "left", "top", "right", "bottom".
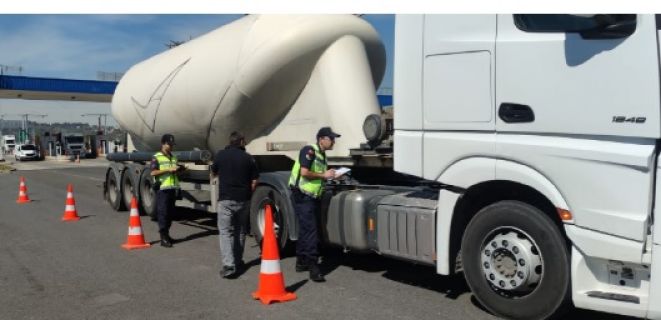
{"left": 514, "top": 14, "right": 636, "bottom": 38}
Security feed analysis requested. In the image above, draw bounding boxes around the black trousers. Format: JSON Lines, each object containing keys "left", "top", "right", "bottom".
{"left": 156, "top": 189, "right": 177, "bottom": 235}
{"left": 291, "top": 189, "right": 320, "bottom": 261}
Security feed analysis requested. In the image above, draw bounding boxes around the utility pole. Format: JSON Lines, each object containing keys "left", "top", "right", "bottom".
{"left": 81, "top": 113, "right": 109, "bottom": 134}
{"left": 1, "top": 113, "right": 47, "bottom": 143}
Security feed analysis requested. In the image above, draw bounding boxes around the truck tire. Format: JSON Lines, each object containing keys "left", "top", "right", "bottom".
{"left": 461, "top": 200, "right": 570, "bottom": 320}
{"left": 138, "top": 168, "right": 157, "bottom": 219}
{"left": 105, "top": 169, "right": 126, "bottom": 211}
{"left": 250, "top": 185, "right": 290, "bottom": 252}
{"left": 121, "top": 169, "right": 136, "bottom": 210}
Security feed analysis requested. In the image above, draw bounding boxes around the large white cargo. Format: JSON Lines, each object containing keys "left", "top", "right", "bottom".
{"left": 112, "top": 15, "right": 385, "bottom": 160}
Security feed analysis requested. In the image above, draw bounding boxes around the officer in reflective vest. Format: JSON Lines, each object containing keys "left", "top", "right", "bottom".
{"left": 150, "top": 134, "right": 183, "bottom": 248}
{"left": 289, "top": 127, "right": 341, "bottom": 282}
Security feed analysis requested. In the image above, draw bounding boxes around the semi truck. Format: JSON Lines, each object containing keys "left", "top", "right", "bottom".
{"left": 63, "top": 133, "right": 86, "bottom": 158}
{"left": 103, "top": 14, "right": 661, "bottom": 319}
{"left": 1, "top": 134, "right": 16, "bottom": 155}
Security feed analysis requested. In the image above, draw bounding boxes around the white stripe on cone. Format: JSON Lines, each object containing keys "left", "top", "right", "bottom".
{"left": 128, "top": 226, "right": 143, "bottom": 236}
{"left": 129, "top": 209, "right": 139, "bottom": 217}
{"left": 65, "top": 205, "right": 76, "bottom": 211}
{"left": 260, "top": 259, "right": 282, "bottom": 274}
{"left": 67, "top": 192, "right": 73, "bottom": 198}
{"left": 19, "top": 191, "right": 26, "bottom": 196}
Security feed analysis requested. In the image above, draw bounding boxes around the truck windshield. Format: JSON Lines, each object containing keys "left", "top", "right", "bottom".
{"left": 21, "top": 145, "right": 36, "bottom": 150}
{"left": 6, "top": 140, "right": 14, "bottom": 144}
{"left": 65, "top": 137, "right": 84, "bottom": 143}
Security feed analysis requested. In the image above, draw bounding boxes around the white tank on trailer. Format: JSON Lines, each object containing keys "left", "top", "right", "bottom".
{"left": 112, "top": 14, "right": 385, "bottom": 160}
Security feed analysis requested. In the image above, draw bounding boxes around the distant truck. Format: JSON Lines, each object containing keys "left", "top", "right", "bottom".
{"left": 63, "top": 133, "right": 86, "bottom": 158}
{"left": 104, "top": 14, "right": 661, "bottom": 320}
{"left": 1, "top": 135, "right": 16, "bottom": 155}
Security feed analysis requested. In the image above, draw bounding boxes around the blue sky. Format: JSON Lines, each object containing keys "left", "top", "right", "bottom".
{"left": 0, "top": 14, "right": 394, "bottom": 126}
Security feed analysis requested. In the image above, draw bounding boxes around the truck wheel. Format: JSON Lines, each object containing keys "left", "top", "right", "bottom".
{"left": 121, "top": 169, "right": 136, "bottom": 210}
{"left": 106, "top": 169, "right": 126, "bottom": 211}
{"left": 461, "top": 200, "right": 570, "bottom": 320}
{"left": 138, "top": 168, "right": 157, "bottom": 219}
{"left": 250, "top": 185, "right": 290, "bottom": 252}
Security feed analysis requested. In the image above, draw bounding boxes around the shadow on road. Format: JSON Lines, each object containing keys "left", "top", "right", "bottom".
{"left": 164, "top": 207, "right": 637, "bottom": 320}
{"left": 320, "top": 248, "right": 639, "bottom": 320}
{"left": 172, "top": 208, "right": 219, "bottom": 243}
{"left": 233, "top": 257, "right": 261, "bottom": 278}
{"left": 320, "top": 247, "right": 470, "bottom": 300}
{"left": 286, "top": 279, "right": 308, "bottom": 293}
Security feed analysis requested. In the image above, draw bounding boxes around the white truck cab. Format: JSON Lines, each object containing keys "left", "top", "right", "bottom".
{"left": 1, "top": 135, "right": 16, "bottom": 155}
{"left": 395, "top": 14, "right": 660, "bottom": 319}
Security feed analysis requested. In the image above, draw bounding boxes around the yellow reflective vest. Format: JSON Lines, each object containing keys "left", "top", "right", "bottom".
{"left": 154, "top": 152, "right": 180, "bottom": 190}
{"left": 288, "top": 144, "right": 327, "bottom": 198}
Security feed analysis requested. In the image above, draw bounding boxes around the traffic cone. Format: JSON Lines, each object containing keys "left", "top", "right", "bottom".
{"left": 121, "top": 196, "right": 151, "bottom": 250}
{"left": 16, "top": 176, "right": 31, "bottom": 203}
{"left": 252, "top": 203, "right": 297, "bottom": 304}
{"left": 61, "top": 184, "right": 80, "bottom": 221}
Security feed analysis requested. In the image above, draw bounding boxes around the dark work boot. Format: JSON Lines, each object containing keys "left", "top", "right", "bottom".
{"left": 160, "top": 232, "right": 173, "bottom": 248}
{"left": 295, "top": 256, "right": 310, "bottom": 272}
{"left": 308, "top": 258, "right": 325, "bottom": 282}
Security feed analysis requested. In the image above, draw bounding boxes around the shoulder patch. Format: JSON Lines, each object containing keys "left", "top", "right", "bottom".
{"left": 305, "top": 149, "right": 314, "bottom": 160}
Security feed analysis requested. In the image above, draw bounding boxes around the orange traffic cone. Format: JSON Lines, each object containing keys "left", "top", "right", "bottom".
{"left": 252, "top": 203, "right": 297, "bottom": 304}
{"left": 62, "top": 184, "right": 80, "bottom": 221}
{"left": 16, "top": 176, "right": 31, "bottom": 203}
{"left": 121, "top": 196, "right": 151, "bottom": 250}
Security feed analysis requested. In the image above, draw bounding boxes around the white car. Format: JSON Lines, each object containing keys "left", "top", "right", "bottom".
{"left": 15, "top": 144, "right": 39, "bottom": 161}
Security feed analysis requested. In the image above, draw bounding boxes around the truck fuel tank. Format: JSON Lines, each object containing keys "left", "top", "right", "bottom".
{"left": 324, "top": 187, "right": 438, "bottom": 265}
{"left": 324, "top": 188, "right": 396, "bottom": 251}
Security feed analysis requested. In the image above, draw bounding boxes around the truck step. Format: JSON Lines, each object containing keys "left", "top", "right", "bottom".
{"left": 586, "top": 291, "right": 640, "bottom": 304}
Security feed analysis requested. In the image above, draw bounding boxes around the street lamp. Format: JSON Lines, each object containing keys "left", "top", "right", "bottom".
{"left": 81, "top": 113, "right": 109, "bottom": 134}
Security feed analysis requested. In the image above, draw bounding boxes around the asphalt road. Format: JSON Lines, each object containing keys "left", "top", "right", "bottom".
{"left": 0, "top": 160, "right": 640, "bottom": 320}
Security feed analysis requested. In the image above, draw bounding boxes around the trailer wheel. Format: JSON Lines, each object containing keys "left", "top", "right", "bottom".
{"left": 461, "top": 200, "right": 570, "bottom": 320}
{"left": 250, "top": 185, "right": 290, "bottom": 252}
{"left": 139, "top": 168, "right": 157, "bottom": 219}
{"left": 121, "top": 169, "right": 136, "bottom": 210}
{"left": 106, "top": 169, "right": 126, "bottom": 211}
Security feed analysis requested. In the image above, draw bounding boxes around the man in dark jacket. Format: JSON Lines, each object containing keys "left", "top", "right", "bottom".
{"left": 211, "top": 131, "right": 259, "bottom": 279}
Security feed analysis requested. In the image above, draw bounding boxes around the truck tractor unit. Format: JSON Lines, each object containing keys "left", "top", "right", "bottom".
{"left": 104, "top": 14, "right": 661, "bottom": 319}
{"left": 63, "top": 133, "right": 86, "bottom": 158}
{"left": 1, "top": 134, "right": 16, "bottom": 155}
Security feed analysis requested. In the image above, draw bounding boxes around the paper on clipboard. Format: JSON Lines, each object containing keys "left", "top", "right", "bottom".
{"left": 334, "top": 167, "right": 351, "bottom": 178}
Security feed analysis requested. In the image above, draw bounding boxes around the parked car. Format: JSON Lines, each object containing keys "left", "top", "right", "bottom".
{"left": 15, "top": 144, "right": 39, "bottom": 161}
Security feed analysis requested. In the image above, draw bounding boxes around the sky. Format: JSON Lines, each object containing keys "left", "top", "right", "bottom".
{"left": 0, "top": 14, "right": 394, "bottom": 128}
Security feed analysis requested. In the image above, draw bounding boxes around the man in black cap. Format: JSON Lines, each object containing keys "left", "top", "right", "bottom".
{"left": 150, "top": 134, "right": 183, "bottom": 247}
{"left": 288, "top": 126, "right": 341, "bottom": 282}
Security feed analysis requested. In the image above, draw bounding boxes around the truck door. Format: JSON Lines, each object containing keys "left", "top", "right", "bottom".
{"left": 421, "top": 15, "right": 497, "bottom": 179}
{"left": 495, "top": 15, "right": 660, "bottom": 244}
